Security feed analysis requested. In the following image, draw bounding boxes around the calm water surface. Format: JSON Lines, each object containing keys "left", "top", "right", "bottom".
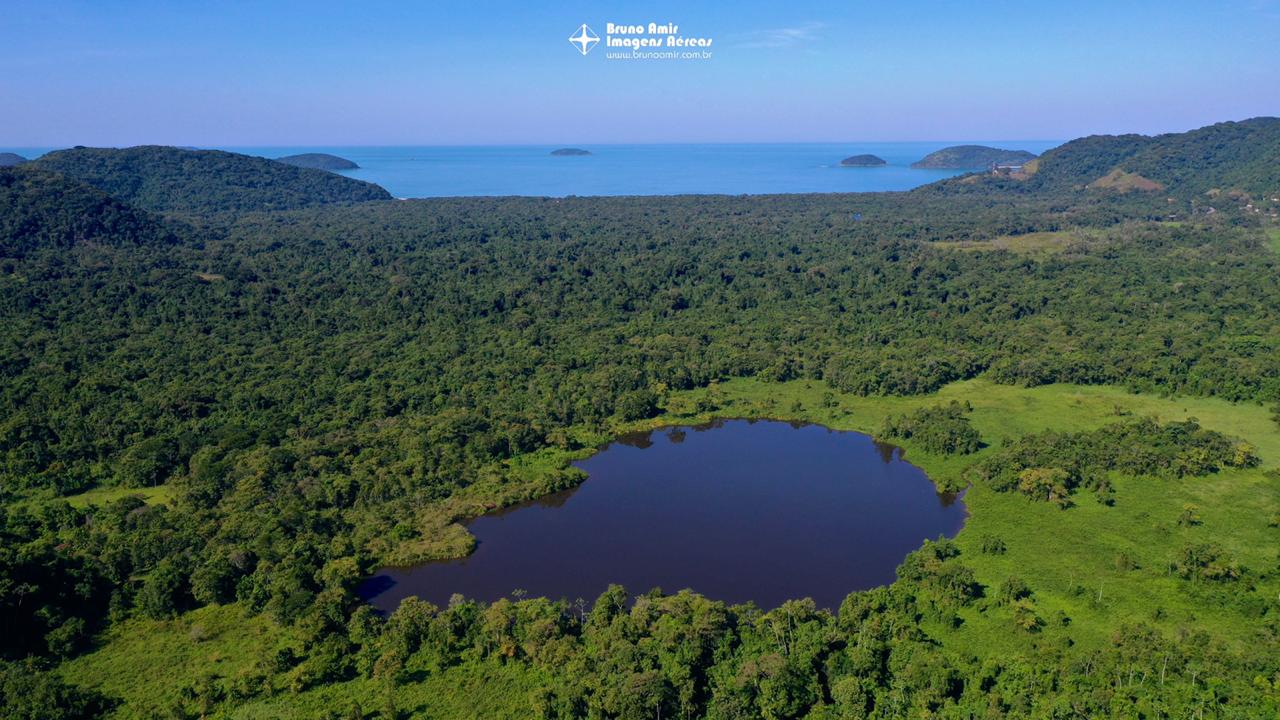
{"left": 2, "top": 141, "right": 1060, "bottom": 197}
{"left": 362, "top": 419, "right": 966, "bottom": 611}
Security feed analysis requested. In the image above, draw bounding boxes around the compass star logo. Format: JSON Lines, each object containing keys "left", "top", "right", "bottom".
{"left": 568, "top": 24, "right": 600, "bottom": 55}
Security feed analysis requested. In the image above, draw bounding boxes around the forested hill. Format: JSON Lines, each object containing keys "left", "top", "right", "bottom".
{"left": 910, "top": 145, "right": 1036, "bottom": 169}
{"left": 0, "top": 165, "right": 178, "bottom": 258}
{"left": 925, "top": 117, "right": 1280, "bottom": 198}
{"left": 31, "top": 145, "right": 392, "bottom": 214}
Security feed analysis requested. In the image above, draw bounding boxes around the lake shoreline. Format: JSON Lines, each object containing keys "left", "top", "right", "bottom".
{"left": 363, "top": 417, "right": 968, "bottom": 611}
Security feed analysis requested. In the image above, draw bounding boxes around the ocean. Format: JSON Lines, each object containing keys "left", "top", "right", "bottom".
{"left": 2, "top": 141, "right": 1061, "bottom": 198}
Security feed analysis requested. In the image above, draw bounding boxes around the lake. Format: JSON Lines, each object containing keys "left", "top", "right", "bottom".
{"left": 2, "top": 141, "right": 1060, "bottom": 197}
{"left": 362, "top": 419, "right": 966, "bottom": 612}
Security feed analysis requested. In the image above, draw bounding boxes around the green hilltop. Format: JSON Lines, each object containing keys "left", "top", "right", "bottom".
{"left": 927, "top": 117, "right": 1280, "bottom": 200}
{"left": 911, "top": 144, "right": 1037, "bottom": 169}
{"left": 0, "top": 166, "right": 177, "bottom": 258}
{"left": 31, "top": 145, "right": 391, "bottom": 214}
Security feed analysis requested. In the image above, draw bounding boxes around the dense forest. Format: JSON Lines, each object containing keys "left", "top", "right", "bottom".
{"left": 30, "top": 146, "right": 390, "bottom": 214}
{"left": 2, "top": 121, "right": 1279, "bottom": 718}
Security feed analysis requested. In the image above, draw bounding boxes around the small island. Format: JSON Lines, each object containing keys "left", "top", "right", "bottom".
{"left": 274, "top": 153, "right": 359, "bottom": 171}
{"left": 911, "top": 145, "right": 1036, "bottom": 169}
{"left": 0, "top": 152, "right": 27, "bottom": 167}
{"left": 839, "top": 154, "right": 887, "bottom": 167}
{"left": 550, "top": 148, "right": 592, "bottom": 156}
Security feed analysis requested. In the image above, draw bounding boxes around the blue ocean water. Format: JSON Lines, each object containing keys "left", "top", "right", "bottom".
{"left": 3, "top": 141, "right": 1060, "bottom": 198}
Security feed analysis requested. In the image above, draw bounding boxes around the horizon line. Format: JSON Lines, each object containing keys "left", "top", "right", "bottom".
{"left": 9, "top": 115, "right": 1275, "bottom": 151}
{"left": 3, "top": 138, "right": 1070, "bottom": 152}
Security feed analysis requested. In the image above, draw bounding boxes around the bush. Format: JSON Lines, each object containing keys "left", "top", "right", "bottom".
{"left": 1175, "top": 543, "right": 1241, "bottom": 582}
{"left": 1177, "top": 504, "right": 1202, "bottom": 527}
{"left": 978, "top": 534, "right": 1007, "bottom": 555}
{"left": 1016, "top": 467, "right": 1072, "bottom": 508}
{"left": 1012, "top": 599, "right": 1044, "bottom": 633}
{"left": 995, "top": 577, "right": 1032, "bottom": 606}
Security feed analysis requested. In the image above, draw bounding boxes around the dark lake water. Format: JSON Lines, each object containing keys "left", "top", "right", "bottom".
{"left": 362, "top": 419, "right": 966, "bottom": 612}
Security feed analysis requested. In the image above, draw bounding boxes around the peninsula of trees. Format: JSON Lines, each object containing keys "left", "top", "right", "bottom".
{"left": 911, "top": 144, "right": 1037, "bottom": 169}
{"left": 30, "top": 145, "right": 390, "bottom": 213}
{"left": 274, "top": 152, "right": 360, "bottom": 171}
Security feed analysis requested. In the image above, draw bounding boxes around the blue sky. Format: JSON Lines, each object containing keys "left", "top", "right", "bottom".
{"left": 2, "top": 0, "right": 1277, "bottom": 145}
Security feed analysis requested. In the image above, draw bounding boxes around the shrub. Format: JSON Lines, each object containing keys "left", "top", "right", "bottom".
{"left": 1175, "top": 543, "right": 1241, "bottom": 582}
{"left": 1016, "top": 467, "right": 1073, "bottom": 508}
{"left": 1177, "top": 504, "right": 1202, "bottom": 527}
{"left": 1011, "top": 599, "right": 1044, "bottom": 633}
{"left": 978, "top": 534, "right": 1007, "bottom": 555}
{"left": 995, "top": 577, "right": 1032, "bottom": 606}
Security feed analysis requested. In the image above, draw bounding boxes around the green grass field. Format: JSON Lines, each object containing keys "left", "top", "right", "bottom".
{"left": 60, "top": 379, "right": 1280, "bottom": 717}
{"left": 661, "top": 378, "right": 1280, "bottom": 656}
{"left": 1266, "top": 226, "right": 1280, "bottom": 255}
{"left": 930, "top": 230, "right": 1087, "bottom": 257}
{"left": 61, "top": 602, "right": 543, "bottom": 719}
{"left": 63, "top": 484, "right": 178, "bottom": 509}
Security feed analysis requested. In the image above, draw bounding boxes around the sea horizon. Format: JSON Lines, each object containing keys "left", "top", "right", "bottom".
{"left": 2, "top": 140, "right": 1063, "bottom": 197}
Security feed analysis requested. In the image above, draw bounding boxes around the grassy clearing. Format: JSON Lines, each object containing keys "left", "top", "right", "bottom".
{"left": 930, "top": 230, "right": 1090, "bottom": 256}
{"left": 61, "top": 379, "right": 1280, "bottom": 716}
{"left": 230, "top": 662, "right": 544, "bottom": 720}
{"left": 1266, "top": 226, "right": 1280, "bottom": 255}
{"left": 62, "top": 605, "right": 545, "bottom": 719}
{"left": 60, "top": 605, "right": 292, "bottom": 719}
{"left": 1086, "top": 169, "right": 1165, "bottom": 192}
{"left": 62, "top": 484, "right": 178, "bottom": 509}
{"left": 652, "top": 378, "right": 1280, "bottom": 655}
{"left": 12, "top": 482, "right": 176, "bottom": 513}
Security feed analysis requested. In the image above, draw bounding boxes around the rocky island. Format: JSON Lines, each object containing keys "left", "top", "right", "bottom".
{"left": 911, "top": 145, "right": 1036, "bottom": 169}
{"left": 839, "top": 154, "right": 887, "bottom": 167}
{"left": 550, "top": 148, "right": 592, "bottom": 156}
{"left": 274, "top": 153, "right": 360, "bottom": 171}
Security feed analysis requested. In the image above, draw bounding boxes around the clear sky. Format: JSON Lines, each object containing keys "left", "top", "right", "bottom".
{"left": 2, "top": 0, "right": 1278, "bottom": 146}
